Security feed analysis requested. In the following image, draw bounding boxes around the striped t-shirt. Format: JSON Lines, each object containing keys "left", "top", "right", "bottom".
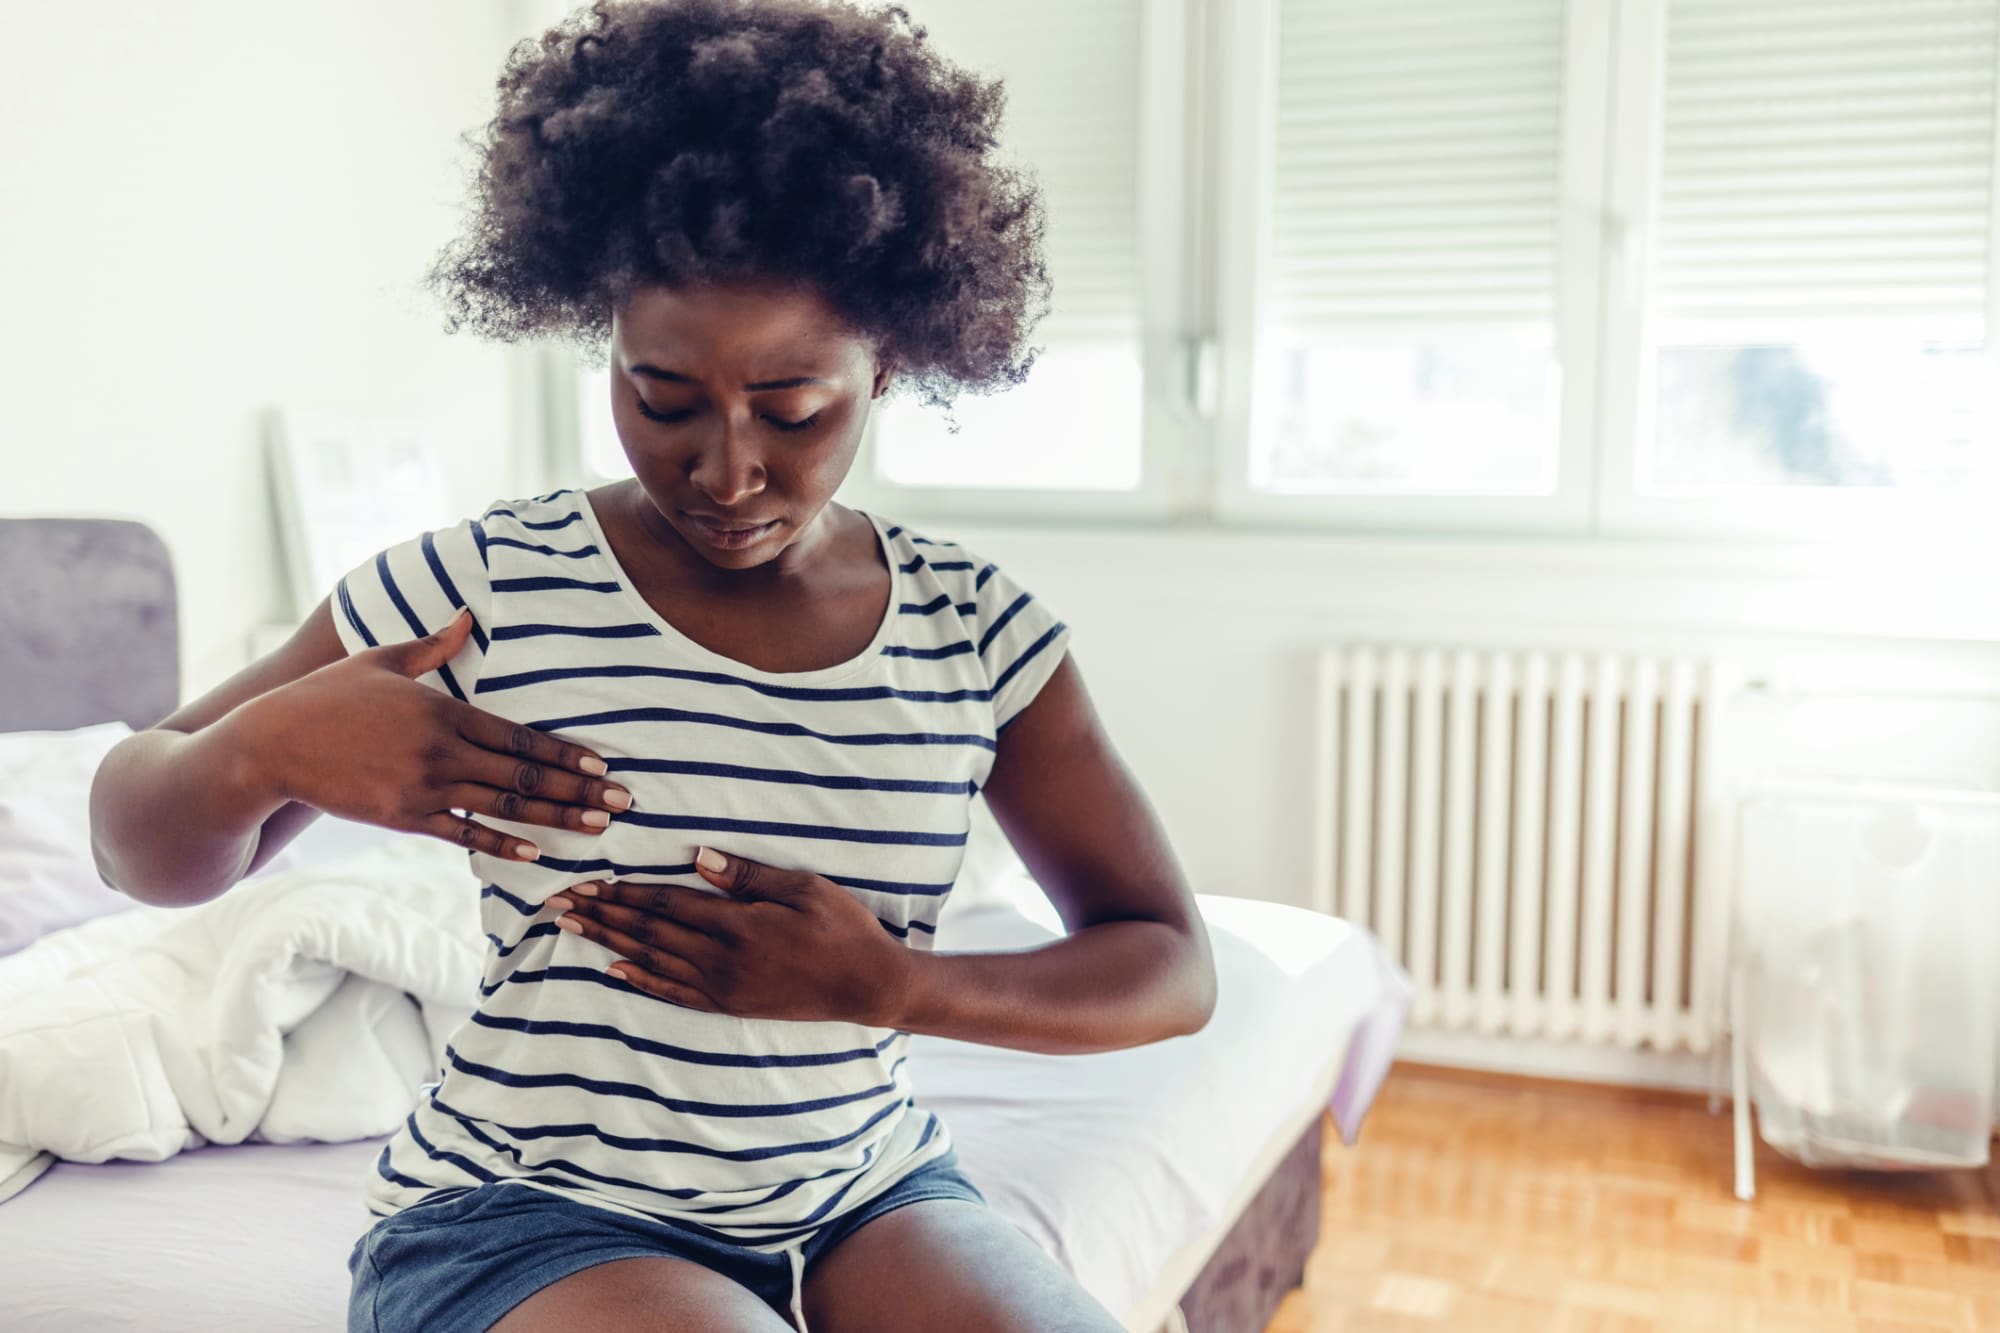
{"left": 330, "top": 486, "right": 1069, "bottom": 1252}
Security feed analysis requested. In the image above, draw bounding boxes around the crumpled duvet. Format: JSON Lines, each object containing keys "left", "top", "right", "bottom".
{"left": 0, "top": 837, "right": 483, "bottom": 1205}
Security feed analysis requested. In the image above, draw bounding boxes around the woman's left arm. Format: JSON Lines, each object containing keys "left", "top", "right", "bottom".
{"left": 895, "top": 653, "right": 1217, "bottom": 1053}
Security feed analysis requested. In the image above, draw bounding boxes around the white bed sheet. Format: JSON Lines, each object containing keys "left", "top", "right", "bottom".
{"left": 0, "top": 894, "right": 1402, "bottom": 1332}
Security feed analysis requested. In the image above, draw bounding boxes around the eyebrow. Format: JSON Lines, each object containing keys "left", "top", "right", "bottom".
{"left": 629, "top": 365, "right": 829, "bottom": 392}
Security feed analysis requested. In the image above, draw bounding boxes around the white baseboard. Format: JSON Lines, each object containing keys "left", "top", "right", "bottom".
{"left": 1393, "top": 1026, "right": 1730, "bottom": 1099}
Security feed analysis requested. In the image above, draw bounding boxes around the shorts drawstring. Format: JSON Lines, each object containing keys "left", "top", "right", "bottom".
{"left": 784, "top": 1240, "right": 809, "bottom": 1332}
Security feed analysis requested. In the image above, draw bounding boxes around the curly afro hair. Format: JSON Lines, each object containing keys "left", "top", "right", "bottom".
{"left": 423, "top": 0, "right": 1054, "bottom": 412}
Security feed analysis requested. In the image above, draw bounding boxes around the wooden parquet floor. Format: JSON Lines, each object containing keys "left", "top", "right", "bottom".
{"left": 1267, "top": 1065, "right": 2000, "bottom": 1332}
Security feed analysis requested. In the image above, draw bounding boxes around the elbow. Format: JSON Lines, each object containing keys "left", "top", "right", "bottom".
{"left": 1169, "top": 927, "right": 1219, "bottom": 1038}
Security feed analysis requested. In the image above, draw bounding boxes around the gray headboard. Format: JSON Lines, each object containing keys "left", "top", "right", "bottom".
{"left": 0, "top": 518, "right": 179, "bottom": 732}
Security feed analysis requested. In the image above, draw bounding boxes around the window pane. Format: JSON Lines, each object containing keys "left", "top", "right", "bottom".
{"left": 1254, "top": 333, "right": 1558, "bottom": 493}
{"left": 1651, "top": 339, "right": 1997, "bottom": 489}
{"left": 580, "top": 364, "right": 630, "bottom": 479}
{"left": 1251, "top": 0, "right": 1566, "bottom": 495}
{"left": 875, "top": 0, "right": 1145, "bottom": 492}
{"left": 1647, "top": 0, "right": 1999, "bottom": 495}
{"left": 872, "top": 342, "right": 1141, "bottom": 491}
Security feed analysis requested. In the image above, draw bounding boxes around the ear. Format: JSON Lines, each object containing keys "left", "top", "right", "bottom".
{"left": 871, "top": 359, "right": 895, "bottom": 399}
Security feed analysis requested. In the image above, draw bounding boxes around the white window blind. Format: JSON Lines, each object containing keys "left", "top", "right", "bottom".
{"left": 864, "top": 0, "right": 1147, "bottom": 493}
{"left": 1250, "top": 0, "right": 1569, "bottom": 494}
{"left": 1646, "top": 0, "right": 2000, "bottom": 491}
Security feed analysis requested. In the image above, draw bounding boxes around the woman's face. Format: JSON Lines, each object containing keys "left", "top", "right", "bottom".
{"left": 608, "top": 278, "right": 891, "bottom": 572}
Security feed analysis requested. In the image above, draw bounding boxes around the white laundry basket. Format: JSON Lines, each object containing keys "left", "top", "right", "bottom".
{"left": 1733, "top": 781, "right": 2000, "bottom": 1175}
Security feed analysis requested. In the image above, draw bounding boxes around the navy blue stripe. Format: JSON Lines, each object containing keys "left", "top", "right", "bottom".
{"left": 826, "top": 872, "right": 956, "bottom": 897}
{"left": 484, "top": 506, "right": 585, "bottom": 532}
{"left": 523, "top": 706, "right": 997, "bottom": 752}
{"left": 420, "top": 529, "right": 488, "bottom": 654}
{"left": 490, "top": 622, "right": 660, "bottom": 641}
{"left": 374, "top": 1143, "right": 434, "bottom": 1191}
{"left": 926, "top": 559, "right": 975, "bottom": 572}
{"left": 974, "top": 563, "right": 998, "bottom": 590}
{"left": 899, "top": 594, "right": 977, "bottom": 616}
{"left": 878, "top": 916, "right": 938, "bottom": 938}
{"left": 532, "top": 857, "right": 695, "bottom": 878}
{"left": 619, "top": 811, "right": 967, "bottom": 847}
{"left": 484, "top": 537, "right": 602, "bottom": 559}
{"left": 880, "top": 640, "right": 976, "bottom": 660}
{"left": 429, "top": 1090, "right": 895, "bottom": 1240}
{"left": 443, "top": 1043, "right": 907, "bottom": 1119}
{"left": 532, "top": 487, "right": 578, "bottom": 503}
{"left": 477, "top": 662, "right": 990, "bottom": 705}
{"left": 468, "top": 1011, "right": 899, "bottom": 1068}
{"left": 977, "top": 592, "right": 1032, "bottom": 657}
{"left": 523, "top": 858, "right": 956, "bottom": 897}
{"left": 910, "top": 536, "right": 956, "bottom": 548}
{"left": 432, "top": 1090, "right": 883, "bottom": 1216}
{"left": 429, "top": 1083, "right": 908, "bottom": 1164}
{"left": 377, "top": 551, "right": 466, "bottom": 701}
{"left": 606, "top": 757, "right": 975, "bottom": 796}
{"left": 470, "top": 519, "right": 489, "bottom": 569}
{"left": 482, "top": 883, "right": 542, "bottom": 917}
{"left": 403, "top": 1110, "right": 501, "bottom": 1184}
{"left": 488, "top": 922, "right": 559, "bottom": 957}
{"left": 994, "top": 621, "right": 1066, "bottom": 696}
{"left": 492, "top": 576, "right": 622, "bottom": 594}
{"left": 336, "top": 577, "right": 378, "bottom": 648}
{"left": 897, "top": 554, "right": 926, "bottom": 574}
{"left": 883, "top": 525, "right": 903, "bottom": 539}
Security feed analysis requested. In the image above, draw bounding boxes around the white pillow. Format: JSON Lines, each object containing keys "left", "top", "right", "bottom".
{"left": 0, "top": 721, "right": 141, "bottom": 956}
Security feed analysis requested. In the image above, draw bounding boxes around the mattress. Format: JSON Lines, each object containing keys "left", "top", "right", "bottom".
{"left": 0, "top": 893, "right": 1401, "bottom": 1332}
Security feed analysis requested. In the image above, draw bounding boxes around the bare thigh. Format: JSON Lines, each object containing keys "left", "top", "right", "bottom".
{"left": 488, "top": 1254, "right": 796, "bottom": 1333}
{"left": 801, "top": 1199, "right": 1126, "bottom": 1333}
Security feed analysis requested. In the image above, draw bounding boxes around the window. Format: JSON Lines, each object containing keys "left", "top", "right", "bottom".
{"left": 556, "top": 0, "right": 2000, "bottom": 541}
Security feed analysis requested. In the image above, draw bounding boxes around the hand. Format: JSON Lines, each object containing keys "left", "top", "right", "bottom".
{"left": 233, "top": 608, "right": 631, "bottom": 861}
{"left": 548, "top": 846, "right": 915, "bottom": 1025}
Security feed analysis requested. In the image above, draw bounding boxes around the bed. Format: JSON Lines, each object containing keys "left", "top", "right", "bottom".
{"left": 0, "top": 516, "right": 1410, "bottom": 1333}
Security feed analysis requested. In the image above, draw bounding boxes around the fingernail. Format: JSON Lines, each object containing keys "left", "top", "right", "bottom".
{"left": 555, "top": 916, "right": 584, "bottom": 935}
{"left": 580, "top": 755, "right": 608, "bottom": 777}
{"left": 602, "top": 788, "right": 632, "bottom": 811}
{"left": 582, "top": 810, "right": 610, "bottom": 829}
{"left": 696, "top": 846, "right": 726, "bottom": 873}
{"left": 547, "top": 896, "right": 574, "bottom": 913}
{"left": 514, "top": 841, "right": 540, "bottom": 861}
{"left": 570, "top": 882, "right": 599, "bottom": 897}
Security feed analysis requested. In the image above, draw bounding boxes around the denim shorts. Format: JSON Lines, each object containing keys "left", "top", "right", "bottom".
{"left": 346, "top": 1149, "right": 985, "bottom": 1333}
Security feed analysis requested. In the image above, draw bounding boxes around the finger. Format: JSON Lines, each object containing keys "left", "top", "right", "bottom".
{"left": 446, "top": 747, "right": 631, "bottom": 816}
{"left": 450, "top": 702, "right": 609, "bottom": 779}
{"left": 422, "top": 811, "right": 539, "bottom": 862}
{"left": 560, "top": 913, "right": 707, "bottom": 992}
{"left": 607, "top": 963, "right": 719, "bottom": 1012}
{"left": 693, "top": 846, "right": 796, "bottom": 899}
{"left": 557, "top": 895, "right": 719, "bottom": 965}
{"left": 384, "top": 607, "right": 475, "bottom": 679}
{"left": 581, "top": 880, "right": 741, "bottom": 937}
{"left": 440, "top": 783, "right": 614, "bottom": 835}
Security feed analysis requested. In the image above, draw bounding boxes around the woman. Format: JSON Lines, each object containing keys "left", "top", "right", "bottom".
{"left": 88, "top": 2, "right": 1215, "bottom": 1329}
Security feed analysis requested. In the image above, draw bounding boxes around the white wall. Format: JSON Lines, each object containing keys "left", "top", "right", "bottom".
{"left": 930, "top": 520, "right": 2000, "bottom": 915}
{"left": 3, "top": 1, "right": 549, "bottom": 697}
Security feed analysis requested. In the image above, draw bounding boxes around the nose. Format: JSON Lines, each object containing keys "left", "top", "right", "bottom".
{"left": 686, "top": 416, "right": 766, "bottom": 508}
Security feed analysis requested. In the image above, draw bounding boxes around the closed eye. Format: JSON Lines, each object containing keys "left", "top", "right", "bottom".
{"left": 633, "top": 397, "right": 821, "bottom": 432}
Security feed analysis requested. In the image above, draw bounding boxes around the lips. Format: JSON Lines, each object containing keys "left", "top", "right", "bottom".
{"left": 682, "top": 511, "right": 779, "bottom": 549}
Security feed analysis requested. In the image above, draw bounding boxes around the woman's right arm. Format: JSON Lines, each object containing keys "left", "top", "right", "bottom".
{"left": 89, "top": 597, "right": 629, "bottom": 907}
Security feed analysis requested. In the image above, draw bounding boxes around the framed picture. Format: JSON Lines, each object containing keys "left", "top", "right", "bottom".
{"left": 264, "top": 409, "right": 455, "bottom": 620}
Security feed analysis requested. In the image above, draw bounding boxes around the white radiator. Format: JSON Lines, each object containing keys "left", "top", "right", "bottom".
{"left": 1313, "top": 646, "right": 1733, "bottom": 1055}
